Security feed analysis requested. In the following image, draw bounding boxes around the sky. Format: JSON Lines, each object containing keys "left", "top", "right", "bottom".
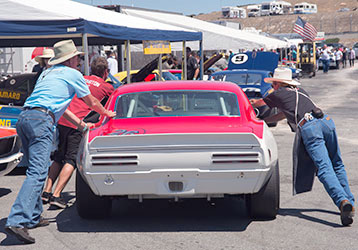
{"left": 74, "top": 0, "right": 265, "bottom": 15}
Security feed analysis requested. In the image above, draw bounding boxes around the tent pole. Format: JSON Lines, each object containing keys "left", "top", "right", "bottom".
{"left": 82, "top": 33, "right": 89, "bottom": 75}
{"left": 158, "top": 53, "right": 163, "bottom": 80}
{"left": 199, "top": 40, "right": 203, "bottom": 80}
{"left": 183, "top": 41, "right": 187, "bottom": 80}
{"left": 126, "top": 40, "right": 131, "bottom": 84}
{"left": 120, "top": 44, "right": 125, "bottom": 72}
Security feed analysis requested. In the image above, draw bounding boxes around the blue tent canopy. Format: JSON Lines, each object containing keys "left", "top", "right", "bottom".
{"left": 0, "top": 0, "right": 202, "bottom": 47}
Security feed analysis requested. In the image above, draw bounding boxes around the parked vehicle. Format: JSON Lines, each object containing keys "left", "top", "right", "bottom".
{"left": 260, "top": 1, "right": 291, "bottom": 16}
{"left": 247, "top": 5, "right": 261, "bottom": 17}
{"left": 0, "top": 126, "right": 22, "bottom": 176}
{"left": 293, "top": 2, "right": 317, "bottom": 14}
{"left": 76, "top": 80, "right": 279, "bottom": 220}
{"left": 209, "top": 69, "right": 278, "bottom": 127}
{"left": 0, "top": 73, "right": 37, "bottom": 128}
{"left": 297, "top": 42, "right": 317, "bottom": 77}
{"left": 222, "top": 6, "right": 246, "bottom": 18}
{"left": 223, "top": 51, "right": 280, "bottom": 126}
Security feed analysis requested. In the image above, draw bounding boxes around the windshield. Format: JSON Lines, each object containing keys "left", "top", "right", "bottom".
{"left": 211, "top": 73, "right": 262, "bottom": 86}
{"left": 115, "top": 90, "right": 240, "bottom": 118}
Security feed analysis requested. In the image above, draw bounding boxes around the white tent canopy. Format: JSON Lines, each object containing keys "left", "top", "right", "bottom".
{"left": 122, "top": 7, "right": 289, "bottom": 51}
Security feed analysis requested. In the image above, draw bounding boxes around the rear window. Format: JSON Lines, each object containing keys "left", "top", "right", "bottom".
{"left": 115, "top": 90, "right": 240, "bottom": 118}
{"left": 211, "top": 73, "right": 262, "bottom": 86}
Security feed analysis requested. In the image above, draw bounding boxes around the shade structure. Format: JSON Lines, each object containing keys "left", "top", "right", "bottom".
{"left": 0, "top": 0, "right": 202, "bottom": 47}
{"left": 122, "top": 7, "right": 288, "bottom": 51}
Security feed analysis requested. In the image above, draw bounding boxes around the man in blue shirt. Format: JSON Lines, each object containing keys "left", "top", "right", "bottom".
{"left": 5, "top": 40, "right": 115, "bottom": 244}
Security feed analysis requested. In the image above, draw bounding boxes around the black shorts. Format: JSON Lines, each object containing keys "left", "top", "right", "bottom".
{"left": 52, "top": 124, "right": 83, "bottom": 168}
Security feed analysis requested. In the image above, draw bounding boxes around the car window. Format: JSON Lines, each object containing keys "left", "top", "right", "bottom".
{"left": 212, "top": 73, "right": 262, "bottom": 86}
{"left": 225, "top": 74, "right": 247, "bottom": 85}
{"left": 246, "top": 74, "right": 262, "bottom": 85}
{"left": 115, "top": 90, "right": 240, "bottom": 118}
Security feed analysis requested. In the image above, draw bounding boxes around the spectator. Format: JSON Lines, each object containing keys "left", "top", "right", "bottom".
{"left": 186, "top": 47, "right": 199, "bottom": 80}
{"left": 32, "top": 48, "right": 54, "bottom": 74}
{"left": 213, "top": 52, "right": 228, "bottom": 70}
{"left": 334, "top": 48, "right": 342, "bottom": 69}
{"left": 163, "top": 55, "right": 177, "bottom": 69}
{"left": 342, "top": 48, "right": 348, "bottom": 68}
{"left": 349, "top": 48, "right": 355, "bottom": 67}
{"left": 320, "top": 44, "right": 331, "bottom": 74}
{"left": 41, "top": 56, "right": 114, "bottom": 209}
{"left": 4, "top": 40, "right": 115, "bottom": 244}
{"left": 106, "top": 50, "right": 118, "bottom": 75}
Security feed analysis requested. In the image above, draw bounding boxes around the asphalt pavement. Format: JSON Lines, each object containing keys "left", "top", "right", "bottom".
{"left": 1, "top": 66, "right": 357, "bottom": 250}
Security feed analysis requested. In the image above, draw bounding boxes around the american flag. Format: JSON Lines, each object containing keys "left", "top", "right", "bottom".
{"left": 293, "top": 16, "right": 317, "bottom": 41}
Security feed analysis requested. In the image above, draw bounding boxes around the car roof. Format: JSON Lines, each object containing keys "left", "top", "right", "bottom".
{"left": 113, "top": 80, "right": 242, "bottom": 95}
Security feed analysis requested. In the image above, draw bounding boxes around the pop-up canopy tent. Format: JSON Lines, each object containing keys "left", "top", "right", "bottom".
{"left": 0, "top": 0, "right": 202, "bottom": 78}
{"left": 0, "top": 0, "right": 201, "bottom": 46}
{"left": 122, "top": 6, "right": 288, "bottom": 51}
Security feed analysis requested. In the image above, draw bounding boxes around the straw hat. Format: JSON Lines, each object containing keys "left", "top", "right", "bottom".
{"left": 48, "top": 40, "right": 84, "bottom": 65}
{"left": 264, "top": 67, "right": 300, "bottom": 86}
{"left": 34, "top": 48, "right": 54, "bottom": 63}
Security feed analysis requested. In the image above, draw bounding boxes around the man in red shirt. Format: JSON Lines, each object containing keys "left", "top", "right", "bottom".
{"left": 42, "top": 57, "right": 114, "bottom": 209}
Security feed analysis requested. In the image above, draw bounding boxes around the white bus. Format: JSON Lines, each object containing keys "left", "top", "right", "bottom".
{"left": 260, "top": 1, "right": 292, "bottom": 16}
{"left": 294, "top": 2, "right": 317, "bottom": 14}
{"left": 222, "top": 6, "right": 246, "bottom": 18}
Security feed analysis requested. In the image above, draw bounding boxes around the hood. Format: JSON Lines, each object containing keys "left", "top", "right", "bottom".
{"left": 228, "top": 52, "right": 279, "bottom": 72}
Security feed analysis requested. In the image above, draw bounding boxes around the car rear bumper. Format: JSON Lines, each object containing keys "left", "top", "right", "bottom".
{"left": 81, "top": 164, "right": 274, "bottom": 198}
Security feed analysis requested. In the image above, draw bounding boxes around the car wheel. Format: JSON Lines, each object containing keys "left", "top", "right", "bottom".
{"left": 76, "top": 170, "right": 112, "bottom": 219}
{"left": 245, "top": 161, "right": 280, "bottom": 219}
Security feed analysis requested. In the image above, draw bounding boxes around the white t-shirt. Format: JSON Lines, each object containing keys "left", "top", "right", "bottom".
{"left": 107, "top": 56, "right": 118, "bottom": 75}
{"left": 335, "top": 50, "right": 342, "bottom": 60}
{"left": 321, "top": 48, "right": 331, "bottom": 60}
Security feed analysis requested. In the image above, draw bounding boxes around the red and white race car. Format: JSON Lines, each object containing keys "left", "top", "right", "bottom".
{"left": 0, "top": 127, "right": 22, "bottom": 176}
{"left": 76, "top": 81, "right": 279, "bottom": 219}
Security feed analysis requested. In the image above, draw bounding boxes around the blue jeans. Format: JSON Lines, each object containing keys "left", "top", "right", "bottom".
{"left": 6, "top": 109, "right": 54, "bottom": 228}
{"left": 299, "top": 115, "right": 355, "bottom": 208}
{"left": 322, "top": 59, "right": 330, "bottom": 73}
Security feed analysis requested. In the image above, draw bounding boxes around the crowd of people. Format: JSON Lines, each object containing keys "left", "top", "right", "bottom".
{"left": 318, "top": 44, "right": 355, "bottom": 73}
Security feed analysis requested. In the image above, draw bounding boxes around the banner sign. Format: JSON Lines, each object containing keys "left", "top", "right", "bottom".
{"left": 143, "top": 40, "right": 171, "bottom": 54}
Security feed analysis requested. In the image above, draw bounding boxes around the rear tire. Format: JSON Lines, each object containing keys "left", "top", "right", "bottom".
{"left": 246, "top": 162, "right": 280, "bottom": 219}
{"left": 76, "top": 170, "right": 112, "bottom": 219}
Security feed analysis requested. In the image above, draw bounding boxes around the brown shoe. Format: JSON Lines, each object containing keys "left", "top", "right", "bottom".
{"left": 5, "top": 226, "right": 35, "bottom": 244}
{"left": 340, "top": 200, "right": 354, "bottom": 226}
{"left": 28, "top": 216, "right": 50, "bottom": 229}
